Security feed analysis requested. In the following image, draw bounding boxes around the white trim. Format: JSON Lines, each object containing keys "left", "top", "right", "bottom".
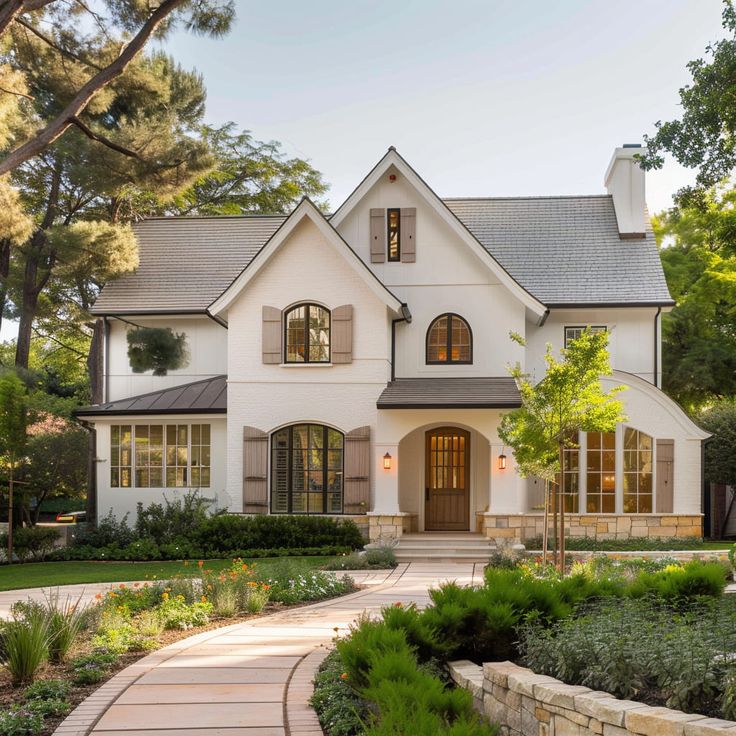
{"left": 329, "top": 149, "right": 547, "bottom": 319}
{"left": 209, "top": 199, "right": 404, "bottom": 317}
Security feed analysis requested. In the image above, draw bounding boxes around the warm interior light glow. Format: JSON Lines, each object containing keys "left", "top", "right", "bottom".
{"left": 498, "top": 453, "right": 507, "bottom": 470}
{"left": 383, "top": 452, "right": 392, "bottom": 470}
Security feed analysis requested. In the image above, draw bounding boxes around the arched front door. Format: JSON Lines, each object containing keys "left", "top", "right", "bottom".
{"left": 425, "top": 427, "right": 470, "bottom": 531}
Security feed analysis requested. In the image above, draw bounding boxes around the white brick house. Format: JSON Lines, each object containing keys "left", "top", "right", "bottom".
{"left": 76, "top": 146, "right": 708, "bottom": 545}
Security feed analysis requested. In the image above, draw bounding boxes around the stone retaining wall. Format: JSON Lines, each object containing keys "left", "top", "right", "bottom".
{"left": 448, "top": 660, "right": 736, "bottom": 736}
{"left": 477, "top": 513, "right": 703, "bottom": 546}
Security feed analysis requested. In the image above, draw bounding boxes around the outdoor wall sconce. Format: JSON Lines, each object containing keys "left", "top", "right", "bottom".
{"left": 383, "top": 452, "right": 392, "bottom": 470}
{"left": 498, "top": 452, "right": 507, "bottom": 470}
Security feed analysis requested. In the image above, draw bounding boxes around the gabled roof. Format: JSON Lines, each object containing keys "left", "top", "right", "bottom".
{"left": 444, "top": 196, "right": 673, "bottom": 307}
{"left": 208, "top": 198, "right": 404, "bottom": 317}
{"left": 376, "top": 377, "right": 521, "bottom": 409}
{"left": 330, "top": 148, "right": 548, "bottom": 318}
{"left": 75, "top": 375, "right": 227, "bottom": 417}
{"left": 90, "top": 216, "right": 286, "bottom": 315}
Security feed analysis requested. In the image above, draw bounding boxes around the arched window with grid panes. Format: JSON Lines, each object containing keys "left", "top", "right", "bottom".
{"left": 426, "top": 313, "right": 472, "bottom": 364}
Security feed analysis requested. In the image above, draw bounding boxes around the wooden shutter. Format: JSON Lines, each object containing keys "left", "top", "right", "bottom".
{"left": 262, "top": 306, "right": 282, "bottom": 364}
{"left": 400, "top": 207, "right": 416, "bottom": 263}
{"left": 331, "top": 305, "right": 353, "bottom": 364}
{"left": 243, "top": 426, "right": 269, "bottom": 513}
{"left": 656, "top": 439, "right": 674, "bottom": 513}
{"left": 370, "top": 208, "right": 386, "bottom": 263}
{"left": 344, "top": 425, "right": 370, "bottom": 514}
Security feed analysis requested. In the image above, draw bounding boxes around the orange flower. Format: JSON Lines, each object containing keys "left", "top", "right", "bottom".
{"left": 247, "top": 581, "right": 257, "bottom": 587}
{"left": 133, "top": 582, "right": 140, "bottom": 588}
{"left": 201, "top": 595, "right": 207, "bottom": 603}
{"left": 340, "top": 673, "right": 349, "bottom": 680}
{"left": 197, "top": 560, "right": 204, "bottom": 568}
{"left": 241, "top": 564, "right": 248, "bottom": 571}
{"left": 95, "top": 593, "right": 103, "bottom": 600}
{"left": 162, "top": 592, "right": 169, "bottom": 601}
{"left": 119, "top": 583, "right": 126, "bottom": 589}
{"left": 333, "top": 626, "right": 340, "bottom": 633}
{"left": 394, "top": 602, "right": 402, "bottom": 607}
{"left": 262, "top": 584, "right": 270, "bottom": 591}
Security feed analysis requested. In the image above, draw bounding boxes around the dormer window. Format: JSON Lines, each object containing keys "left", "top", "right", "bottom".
{"left": 387, "top": 208, "right": 400, "bottom": 261}
{"left": 285, "top": 303, "right": 330, "bottom": 363}
{"left": 426, "top": 313, "right": 472, "bottom": 364}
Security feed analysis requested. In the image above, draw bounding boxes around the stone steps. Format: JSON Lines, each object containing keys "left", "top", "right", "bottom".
{"left": 388, "top": 533, "right": 497, "bottom": 563}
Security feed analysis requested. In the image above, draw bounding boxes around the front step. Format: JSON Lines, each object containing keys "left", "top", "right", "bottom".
{"left": 389, "top": 532, "right": 497, "bottom": 563}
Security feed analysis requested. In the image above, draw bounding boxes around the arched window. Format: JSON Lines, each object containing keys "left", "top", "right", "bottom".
{"left": 426, "top": 313, "right": 472, "bottom": 364}
{"left": 623, "top": 427, "right": 653, "bottom": 513}
{"left": 270, "top": 424, "right": 344, "bottom": 514}
{"left": 284, "top": 304, "right": 330, "bottom": 363}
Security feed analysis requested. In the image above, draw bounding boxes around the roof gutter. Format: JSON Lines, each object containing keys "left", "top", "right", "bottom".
{"left": 539, "top": 308, "right": 550, "bottom": 327}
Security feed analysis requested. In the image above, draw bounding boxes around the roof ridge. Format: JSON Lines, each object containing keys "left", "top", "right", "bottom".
{"left": 443, "top": 194, "right": 613, "bottom": 202}
{"left": 138, "top": 214, "right": 290, "bottom": 222}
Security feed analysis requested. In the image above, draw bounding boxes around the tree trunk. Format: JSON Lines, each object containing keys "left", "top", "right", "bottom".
{"left": 0, "top": 239, "right": 10, "bottom": 336}
{"left": 0, "top": 0, "right": 55, "bottom": 37}
{"left": 15, "top": 255, "right": 39, "bottom": 369}
{"left": 7, "top": 461, "right": 13, "bottom": 565}
{"left": 88, "top": 318, "right": 104, "bottom": 404}
{"left": 558, "top": 440, "right": 566, "bottom": 575}
{"left": 542, "top": 480, "right": 550, "bottom": 566}
{"left": 552, "top": 482, "right": 558, "bottom": 568}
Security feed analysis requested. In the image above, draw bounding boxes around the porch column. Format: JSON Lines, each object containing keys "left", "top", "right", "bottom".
{"left": 373, "top": 442, "right": 400, "bottom": 514}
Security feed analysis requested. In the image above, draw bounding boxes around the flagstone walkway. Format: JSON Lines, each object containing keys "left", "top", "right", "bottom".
{"left": 48, "top": 563, "right": 485, "bottom": 736}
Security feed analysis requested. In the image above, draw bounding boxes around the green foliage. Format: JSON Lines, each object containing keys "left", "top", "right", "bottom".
{"left": 523, "top": 534, "right": 707, "bottom": 551}
{"left": 126, "top": 327, "right": 189, "bottom": 376}
{"left": 23, "top": 699, "right": 70, "bottom": 718}
{"left": 520, "top": 595, "right": 736, "bottom": 719}
{"left": 499, "top": 330, "right": 625, "bottom": 483}
{"left": 626, "top": 561, "right": 727, "bottom": 600}
{"left": 43, "top": 591, "right": 89, "bottom": 663}
{"left": 1, "top": 609, "right": 50, "bottom": 684}
{"left": 0, "top": 371, "right": 28, "bottom": 474}
{"left": 325, "top": 546, "right": 398, "bottom": 571}
{"left": 0, "top": 527, "right": 59, "bottom": 562}
{"left": 70, "top": 651, "right": 117, "bottom": 685}
{"left": 135, "top": 491, "right": 214, "bottom": 544}
{"left": 23, "top": 679, "right": 70, "bottom": 702}
{"left": 640, "top": 2, "right": 736, "bottom": 204}
{"left": 258, "top": 561, "right": 354, "bottom": 604}
{"left": 74, "top": 510, "right": 136, "bottom": 549}
{"left": 194, "top": 514, "right": 365, "bottom": 554}
{"left": 700, "top": 399, "right": 736, "bottom": 485}
{"left": 157, "top": 595, "right": 213, "bottom": 630}
{"left": 0, "top": 709, "right": 43, "bottom": 736}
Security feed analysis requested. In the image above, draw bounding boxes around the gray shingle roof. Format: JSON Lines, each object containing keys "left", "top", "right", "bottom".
{"left": 376, "top": 377, "right": 521, "bottom": 409}
{"left": 75, "top": 375, "right": 227, "bottom": 416}
{"left": 90, "top": 216, "right": 286, "bottom": 314}
{"left": 443, "top": 195, "right": 672, "bottom": 306}
{"left": 91, "top": 195, "right": 672, "bottom": 314}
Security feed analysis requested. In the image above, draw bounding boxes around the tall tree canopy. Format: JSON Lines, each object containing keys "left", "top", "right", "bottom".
{"left": 654, "top": 186, "right": 736, "bottom": 411}
{"left": 640, "top": 1, "right": 736, "bottom": 206}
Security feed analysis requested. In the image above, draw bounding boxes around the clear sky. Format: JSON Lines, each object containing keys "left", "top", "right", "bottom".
{"left": 161, "top": 0, "right": 726, "bottom": 214}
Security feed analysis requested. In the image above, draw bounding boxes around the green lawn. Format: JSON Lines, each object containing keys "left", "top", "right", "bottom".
{"left": 0, "top": 556, "right": 333, "bottom": 592}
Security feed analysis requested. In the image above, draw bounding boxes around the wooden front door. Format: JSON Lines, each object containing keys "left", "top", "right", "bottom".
{"left": 425, "top": 427, "right": 470, "bottom": 531}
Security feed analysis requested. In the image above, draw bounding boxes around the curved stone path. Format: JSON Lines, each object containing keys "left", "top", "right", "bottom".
{"left": 48, "top": 563, "right": 486, "bottom": 736}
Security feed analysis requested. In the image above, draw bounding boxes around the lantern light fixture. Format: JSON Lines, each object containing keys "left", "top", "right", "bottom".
{"left": 498, "top": 451, "right": 507, "bottom": 471}
{"left": 383, "top": 452, "right": 392, "bottom": 470}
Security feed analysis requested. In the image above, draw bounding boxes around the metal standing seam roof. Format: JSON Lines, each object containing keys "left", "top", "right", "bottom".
{"left": 91, "top": 195, "right": 673, "bottom": 315}
{"left": 376, "top": 377, "right": 521, "bottom": 409}
{"left": 443, "top": 195, "right": 673, "bottom": 306}
{"left": 75, "top": 375, "right": 227, "bottom": 417}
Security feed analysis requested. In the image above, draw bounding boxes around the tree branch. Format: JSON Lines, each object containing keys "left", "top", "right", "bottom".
{"left": 69, "top": 116, "right": 141, "bottom": 159}
{"left": 0, "top": 85, "right": 34, "bottom": 100}
{"left": 0, "top": 0, "right": 186, "bottom": 175}
{"left": 0, "top": 0, "right": 56, "bottom": 37}
{"left": 15, "top": 17, "right": 102, "bottom": 70}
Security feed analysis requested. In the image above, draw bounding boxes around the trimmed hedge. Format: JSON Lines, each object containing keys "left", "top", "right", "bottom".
{"left": 524, "top": 535, "right": 707, "bottom": 551}
{"left": 0, "top": 526, "right": 60, "bottom": 562}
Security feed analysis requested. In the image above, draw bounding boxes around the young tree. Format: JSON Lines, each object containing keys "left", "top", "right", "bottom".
{"left": 700, "top": 399, "right": 736, "bottom": 489}
{"left": 640, "top": 2, "right": 736, "bottom": 206}
{"left": 653, "top": 186, "right": 736, "bottom": 411}
{"left": 0, "top": 371, "right": 27, "bottom": 562}
{"left": 499, "top": 330, "right": 626, "bottom": 572}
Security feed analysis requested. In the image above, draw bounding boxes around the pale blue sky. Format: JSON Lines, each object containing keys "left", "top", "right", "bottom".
{"left": 162, "top": 0, "right": 726, "bottom": 214}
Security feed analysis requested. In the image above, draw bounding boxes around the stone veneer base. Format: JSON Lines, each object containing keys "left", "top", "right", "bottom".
{"left": 367, "top": 513, "right": 417, "bottom": 542}
{"left": 449, "top": 660, "right": 736, "bottom": 736}
{"left": 477, "top": 513, "right": 703, "bottom": 546}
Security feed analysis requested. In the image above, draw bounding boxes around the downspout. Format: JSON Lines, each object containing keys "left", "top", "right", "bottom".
{"left": 653, "top": 306, "right": 662, "bottom": 388}
{"left": 103, "top": 316, "right": 110, "bottom": 404}
{"left": 78, "top": 418, "right": 98, "bottom": 528}
{"left": 390, "top": 304, "right": 412, "bottom": 382}
{"left": 702, "top": 436, "right": 713, "bottom": 540}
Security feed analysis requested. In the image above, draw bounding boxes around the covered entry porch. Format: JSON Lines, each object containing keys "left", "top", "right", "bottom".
{"left": 369, "top": 377, "right": 525, "bottom": 541}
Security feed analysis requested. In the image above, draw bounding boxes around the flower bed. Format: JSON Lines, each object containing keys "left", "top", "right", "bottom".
{"left": 0, "top": 559, "right": 355, "bottom": 736}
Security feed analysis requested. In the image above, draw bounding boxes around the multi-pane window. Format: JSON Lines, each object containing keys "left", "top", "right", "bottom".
{"left": 110, "top": 425, "right": 132, "bottom": 488}
{"left": 564, "top": 325, "right": 607, "bottom": 348}
{"left": 271, "top": 424, "right": 344, "bottom": 514}
{"left": 285, "top": 304, "right": 330, "bottom": 363}
{"left": 111, "top": 424, "right": 210, "bottom": 489}
{"left": 555, "top": 441, "right": 580, "bottom": 513}
{"left": 623, "top": 427, "right": 653, "bottom": 512}
{"left": 426, "top": 313, "right": 472, "bottom": 364}
{"left": 134, "top": 425, "right": 163, "bottom": 488}
{"left": 586, "top": 431, "right": 616, "bottom": 512}
{"left": 387, "top": 208, "right": 400, "bottom": 261}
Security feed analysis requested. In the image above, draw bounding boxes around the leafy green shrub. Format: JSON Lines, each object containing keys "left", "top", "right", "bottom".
{"left": 70, "top": 651, "right": 117, "bottom": 685}
{"left": 524, "top": 534, "right": 706, "bottom": 551}
{"left": 1, "top": 610, "right": 50, "bottom": 684}
{"left": 23, "top": 679, "right": 70, "bottom": 702}
{"left": 24, "top": 699, "right": 70, "bottom": 718}
{"left": 74, "top": 510, "right": 136, "bottom": 548}
{"left": 381, "top": 603, "right": 443, "bottom": 662}
{"left": 627, "top": 561, "right": 727, "bottom": 600}
{"left": 259, "top": 561, "right": 354, "bottom": 604}
{"left": 135, "top": 491, "right": 214, "bottom": 545}
{"left": 99, "top": 583, "right": 164, "bottom": 614}
{"left": 0, "top": 527, "right": 60, "bottom": 562}
{"left": 157, "top": 595, "right": 212, "bottom": 629}
{"left": 0, "top": 709, "right": 43, "bottom": 736}
{"left": 520, "top": 595, "right": 736, "bottom": 719}
{"left": 326, "top": 546, "right": 397, "bottom": 571}
{"left": 194, "top": 514, "right": 364, "bottom": 554}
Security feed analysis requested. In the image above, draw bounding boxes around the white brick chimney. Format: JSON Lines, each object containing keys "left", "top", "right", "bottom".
{"left": 604, "top": 144, "right": 647, "bottom": 239}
